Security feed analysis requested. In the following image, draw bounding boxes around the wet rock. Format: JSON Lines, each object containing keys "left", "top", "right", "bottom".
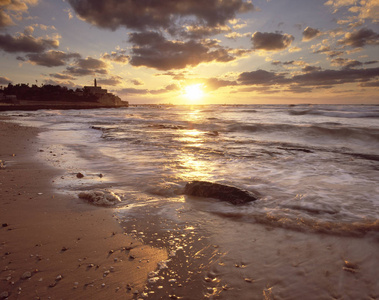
{"left": 78, "top": 190, "right": 121, "bottom": 206}
{"left": 184, "top": 181, "right": 257, "bottom": 205}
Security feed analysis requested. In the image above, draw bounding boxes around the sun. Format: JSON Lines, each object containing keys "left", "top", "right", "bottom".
{"left": 184, "top": 84, "right": 204, "bottom": 102}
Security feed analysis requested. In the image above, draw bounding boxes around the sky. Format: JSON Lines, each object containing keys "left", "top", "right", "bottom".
{"left": 0, "top": 0, "right": 378, "bottom": 104}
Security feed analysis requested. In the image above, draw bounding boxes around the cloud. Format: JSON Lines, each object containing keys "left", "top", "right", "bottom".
{"left": 97, "top": 75, "right": 123, "bottom": 86}
{"left": 0, "top": 10, "right": 14, "bottom": 28}
{"left": 203, "top": 77, "right": 237, "bottom": 91}
{"left": 25, "top": 50, "right": 80, "bottom": 67}
{"left": 49, "top": 73, "right": 76, "bottom": 80}
{"left": 0, "top": 0, "right": 39, "bottom": 28}
{"left": 338, "top": 28, "right": 379, "bottom": 47}
{"left": 68, "top": 0, "right": 255, "bottom": 33}
{"left": 0, "top": 76, "right": 12, "bottom": 85}
{"left": 131, "top": 79, "right": 143, "bottom": 86}
{"left": 325, "top": 0, "right": 379, "bottom": 22}
{"left": 149, "top": 83, "right": 180, "bottom": 94}
{"left": 292, "top": 67, "right": 379, "bottom": 86}
{"left": 251, "top": 31, "right": 294, "bottom": 51}
{"left": 182, "top": 24, "right": 231, "bottom": 39}
{"left": 118, "top": 88, "right": 149, "bottom": 95}
{"left": 302, "top": 27, "right": 321, "bottom": 41}
{"left": 128, "top": 31, "right": 237, "bottom": 70}
{"left": 102, "top": 50, "right": 129, "bottom": 64}
{"left": 237, "top": 67, "right": 379, "bottom": 90}
{"left": 331, "top": 57, "right": 363, "bottom": 69}
{"left": 0, "top": 33, "right": 59, "bottom": 53}
{"left": 65, "top": 57, "right": 108, "bottom": 76}
{"left": 238, "top": 69, "right": 290, "bottom": 85}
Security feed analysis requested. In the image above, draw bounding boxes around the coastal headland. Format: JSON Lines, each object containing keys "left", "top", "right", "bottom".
{"left": 0, "top": 80, "right": 128, "bottom": 111}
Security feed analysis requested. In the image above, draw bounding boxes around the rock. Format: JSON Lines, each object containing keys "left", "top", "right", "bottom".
{"left": 21, "top": 272, "right": 32, "bottom": 279}
{"left": 78, "top": 190, "right": 121, "bottom": 206}
{"left": 184, "top": 181, "right": 257, "bottom": 205}
{"left": 76, "top": 172, "right": 84, "bottom": 178}
{"left": 0, "top": 291, "right": 9, "bottom": 299}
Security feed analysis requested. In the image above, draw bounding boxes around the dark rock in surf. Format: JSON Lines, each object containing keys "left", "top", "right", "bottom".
{"left": 184, "top": 181, "right": 257, "bottom": 205}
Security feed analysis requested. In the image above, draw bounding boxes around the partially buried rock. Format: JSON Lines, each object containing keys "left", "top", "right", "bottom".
{"left": 184, "top": 181, "right": 257, "bottom": 205}
{"left": 76, "top": 172, "right": 84, "bottom": 178}
{"left": 78, "top": 190, "right": 121, "bottom": 206}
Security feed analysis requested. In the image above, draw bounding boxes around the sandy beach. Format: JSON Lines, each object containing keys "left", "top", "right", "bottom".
{"left": 0, "top": 120, "right": 167, "bottom": 300}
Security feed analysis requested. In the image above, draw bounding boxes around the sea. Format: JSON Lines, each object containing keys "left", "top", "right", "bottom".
{"left": 2, "top": 104, "right": 379, "bottom": 299}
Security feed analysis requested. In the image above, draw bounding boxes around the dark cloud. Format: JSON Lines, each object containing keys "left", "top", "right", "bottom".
{"left": 292, "top": 67, "right": 379, "bottom": 86}
{"left": 203, "top": 77, "right": 237, "bottom": 91}
{"left": 129, "top": 32, "right": 235, "bottom": 70}
{"left": 238, "top": 69, "right": 290, "bottom": 85}
{"left": 302, "top": 65, "right": 322, "bottom": 73}
{"left": 237, "top": 67, "right": 379, "bottom": 91}
{"left": 0, "top": 33, "right": 59, "bottom": 53}
{"left": 0, "top": 76, "right": 12, "bottom": 85}
{"left": 49, "top": 73, "right": 76, "bottom": 80}
{"left": 25, "top": 50, "right": 81, "bottom": 67}
{"left": 97, "top": 76, "right": 123, "bottom": 86}
{"left": 251, "top": 31, "right": 294, "bottom": 51}
{"left": 302, "top": 27, "right": 321, "bottom": 41}
{"left": 102, "top": 50, "right": 130, "bottom": 64}
{"left": 68, "top": 0, "right": 254, "bottom": 33}
{"left": 338, "top": 28, "right": 379, "bottom": 48}
{"left": 42, "top": 79, "right": 80, "bottom": 89}
{"left": 331, "top": 58, "right": 363, "bottom": 69}
{"left": 65, "top": 57, "right": 108, "bottom": 76}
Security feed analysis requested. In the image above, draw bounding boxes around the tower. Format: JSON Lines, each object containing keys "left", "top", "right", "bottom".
{"left": 94, "top": 78, "right": 97, "bottom": 87}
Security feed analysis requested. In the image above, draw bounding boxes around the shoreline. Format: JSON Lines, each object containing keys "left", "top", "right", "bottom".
{"left": 0, "top": 120, "right": 166, "bottom": 299}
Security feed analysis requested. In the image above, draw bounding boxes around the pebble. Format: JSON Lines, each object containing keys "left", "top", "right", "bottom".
{"left": 21, "top": 271, "right": 32, "bottom": 279}
{"left": 55, "top": 275, "right": 63, "bottom": 281}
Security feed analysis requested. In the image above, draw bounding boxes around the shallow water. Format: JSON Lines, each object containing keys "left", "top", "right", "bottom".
{"left": 2, "top": 104, "right": 379, "bottom": 299}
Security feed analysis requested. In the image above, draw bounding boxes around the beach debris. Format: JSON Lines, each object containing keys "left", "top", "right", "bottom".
{"left": 61, "top": 246, "right": 68, "bottom": 252}
{"left": 184, "top": 181, "right": 257, "bottom": 205}
{"left": 76, "top": 172, "right": 84, "bottom": 178}
{"left": 244, "top": 278, "right": 254, "bottom": 283}
{"left": 343, "top": 260, "right": 359, "bottom": 273}
{"left": 0, "top": 160, "right": 5, "bottom": 170}
{"left": 78, "top": 190, "right": 121, "bottom": 206}
{"left": 21, "top": 271, "right": 32, "bottom": 279}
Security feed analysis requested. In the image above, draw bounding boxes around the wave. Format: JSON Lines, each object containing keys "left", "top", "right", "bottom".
{"left": 212, "top": 209, "right": 379, "bottom": 237}
{"left": 289, "top": 108, "right": 379, "bottom": 118}
{"left": 226, "top": 122, "right": 379, "bottom": 144}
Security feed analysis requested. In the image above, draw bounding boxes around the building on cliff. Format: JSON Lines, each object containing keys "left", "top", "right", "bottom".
{"left": 83, "top": 79, "right": 127, "bottom": 107}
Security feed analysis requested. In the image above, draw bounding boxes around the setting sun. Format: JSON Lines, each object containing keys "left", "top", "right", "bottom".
{"left": 184, "top": 84, "right": 204, "bottom": 102}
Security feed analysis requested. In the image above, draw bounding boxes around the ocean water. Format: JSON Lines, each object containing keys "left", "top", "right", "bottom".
{"left": 2, "top": 104, "right": 379, "bottom": 299}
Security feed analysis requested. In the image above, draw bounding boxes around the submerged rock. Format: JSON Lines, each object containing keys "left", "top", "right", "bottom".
{"left": 78, "top": 190, "right": 121, "bottom": 206}
{"left": 184, "top": 181, "right": 257, "bottom": 205}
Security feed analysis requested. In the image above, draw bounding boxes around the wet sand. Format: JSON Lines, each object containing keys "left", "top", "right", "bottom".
{"left": 0, "top": 120, "right": 167, "bottom": 299}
